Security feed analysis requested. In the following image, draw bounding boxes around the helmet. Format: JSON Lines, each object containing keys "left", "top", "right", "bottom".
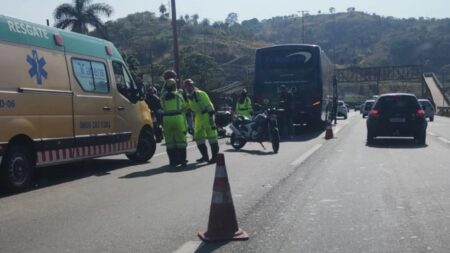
{"left": 165, "top": 78, "right": 177, "bottom": 88}
{"left": 163, "top": 69, "right": 177, "bottom": 80}
{"left": 183, "top": 79, "right": 195, "bottom": 88}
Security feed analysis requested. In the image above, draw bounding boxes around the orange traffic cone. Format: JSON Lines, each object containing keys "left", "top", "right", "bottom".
{"left": 198, "top": 153, "right": 249, "bottom": 241}
{"left": 325, "top": 121, "right": 334, "bottom": 140}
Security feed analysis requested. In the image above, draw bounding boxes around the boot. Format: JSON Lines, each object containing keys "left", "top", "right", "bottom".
{"left": 208, "top": 143, "right": 220, "bottom": 164}
{"left": 196, "top": 144, "right": 209, "bottom": 163}
{"left": 167, "top": 149, "right": 177, "bottom": 167}
{"left": 176, "top": 148, "right": 188, "bottom": 167}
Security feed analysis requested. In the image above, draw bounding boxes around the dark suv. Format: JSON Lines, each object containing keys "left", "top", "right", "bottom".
{"left": 366, "top": 93, "right": 427, "bottom": 145}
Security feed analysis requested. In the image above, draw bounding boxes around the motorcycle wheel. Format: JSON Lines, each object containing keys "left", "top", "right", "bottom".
{"left": 230, "top": 133, "right": 246, "bottom": 150}
{"left": 271, "top": 129, "right": 280, "bottom": 153}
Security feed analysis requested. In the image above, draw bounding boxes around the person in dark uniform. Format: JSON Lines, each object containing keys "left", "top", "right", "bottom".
{"left": 145, "top": 86, "right": 163, "bottom": 142}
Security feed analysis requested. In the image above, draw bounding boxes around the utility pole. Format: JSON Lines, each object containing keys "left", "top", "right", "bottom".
{"left": 170, "top": 0, "right": 180, "bottom": 87}
{"left": 329, "top": 7, "right": 336, "bottom": 61}
{"left": 298, "top": 10, "right": 308, "bottom": 44}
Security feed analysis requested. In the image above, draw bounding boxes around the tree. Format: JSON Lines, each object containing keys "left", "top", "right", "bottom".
{"left": 180, "top": 50, "right": 223, "bottom": 89}
{"left": 54, "top": 0, "right": 113, "bottom": 35}
{"left": 121, "top": 52, "right": 142, "bottom": 83}
{"left": 201, "top": 18, "right": 210, "bottom": 26}
{"left": 192, "top": 14, "right": 199, "bottom": 26}
{"left": 159, "top": 4, "right": 169, "bottom": 19}
{"left": 225, "top": 12, "right": 239, "bottom": 26}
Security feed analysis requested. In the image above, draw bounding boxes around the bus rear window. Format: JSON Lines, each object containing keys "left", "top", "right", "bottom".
{"left": 262, "top": 50, "right": 313, "bottom": 69}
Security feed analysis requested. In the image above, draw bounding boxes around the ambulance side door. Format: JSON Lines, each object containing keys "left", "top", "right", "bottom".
{"left": 110, "top": 60, "right": 142, "bottom": 143}
{"left": 66, "top": 55, "right": 115, "bottom": 156}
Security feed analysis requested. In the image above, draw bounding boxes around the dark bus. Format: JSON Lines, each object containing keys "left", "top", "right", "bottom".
{"left": 253, "top": 44, "right": 335, "bottom": 127}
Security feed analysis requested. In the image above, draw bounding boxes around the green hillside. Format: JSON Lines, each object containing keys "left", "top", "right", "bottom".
{"left": 94, "top": 10, "right": 450, "bottom": 92}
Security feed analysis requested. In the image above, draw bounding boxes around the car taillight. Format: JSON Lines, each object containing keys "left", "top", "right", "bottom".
{"left": 416, "top": 109, "right": 425, "bottom": 117}
{"left": 369, "top": 109, "right": 380, "bottom": 117}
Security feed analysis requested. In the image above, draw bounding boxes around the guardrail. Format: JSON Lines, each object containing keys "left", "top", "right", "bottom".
{"left": 437, "top": 106, "right": 450, "bottom": 117}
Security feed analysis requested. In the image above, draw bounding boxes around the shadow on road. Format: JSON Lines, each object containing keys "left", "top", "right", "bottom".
{"left": 0, "top": 158, "right": 136, "bottom": 198}
{"left": 120, "top": 162, "right": 208, "bottom": 179}
{"left": 224, "top": 148, "right": 275, "bottom": 156}
{"left": 280, "top": 127, "right": 324, "bottom": 142}
{"left": 367, "top": 138, "right": 428, "bottom": 149}
{"left": 193, "top": 241, "right": 230, "bottom": 253}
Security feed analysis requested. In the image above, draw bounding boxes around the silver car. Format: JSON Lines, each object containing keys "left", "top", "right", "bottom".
{"left": 337, "top": 100, "right": 348, "bottom": 119}
{"left": 362, "top": 100, "right": 375, "bottom": 118}
{"left": 418, "top": 99, "right": 434, "bottom": 121}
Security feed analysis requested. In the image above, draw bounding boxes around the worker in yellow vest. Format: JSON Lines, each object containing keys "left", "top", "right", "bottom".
{"left": 183, "top": 79, "right": 219, "bottom": 164}
{"left": 160, "top": 79, "right": 188, "bottom": 167}
{"left": 235, "top": 88, "right": 253, "bottom": 118}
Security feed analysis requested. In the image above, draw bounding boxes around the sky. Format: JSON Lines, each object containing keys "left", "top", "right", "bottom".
{"left": 0, "top": 0, "right": 449, "bottom": 26}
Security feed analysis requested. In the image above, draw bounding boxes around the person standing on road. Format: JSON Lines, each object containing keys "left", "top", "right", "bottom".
{"left": 161, "top": 69, "right": 178, "bottom": 95}
{"left": 183, "top": 79, "right": 219, "bottom": 164}
{"left": 235, "top": 88, "right": 253, "bottom": 118}
{"left": 160, "top": 78, "right": 188, "bottom": 167}
{"left": 145, "top": 86, "right": 164, "bottom": 142}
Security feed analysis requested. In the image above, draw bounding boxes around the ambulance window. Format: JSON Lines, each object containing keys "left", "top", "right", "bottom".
{"left": 92, "top": 62, "right": 109, "bottom": 93}
{"left": 72, "top": 59, "right": 110, "bottom": 93}
{"left": 113, "top": 61, "right": 137, "bottom": 101}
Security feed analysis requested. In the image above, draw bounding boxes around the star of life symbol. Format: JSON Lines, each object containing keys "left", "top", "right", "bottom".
{"left": 27, "top": 49, "right": 48, "bottom": 85}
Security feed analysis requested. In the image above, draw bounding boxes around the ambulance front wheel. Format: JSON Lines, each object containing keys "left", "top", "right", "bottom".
{"left": 127, "top": 128, "right": 156, "bottom": 163}
{"left": 1, "top": 145, "right": 34, "bottom": 192}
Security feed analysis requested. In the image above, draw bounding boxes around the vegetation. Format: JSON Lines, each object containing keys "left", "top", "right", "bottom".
{"left": 54, "top": 0, "right": 113, "bottom": 36}
{"left": 81, "top": 6, "right": 450, "bottom": 97}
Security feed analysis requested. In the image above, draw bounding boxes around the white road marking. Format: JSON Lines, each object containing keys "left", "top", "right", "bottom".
{"left": 428, "top": 131, "right": 437, "bottom": 136}
{"left": 438, "top": 137, "right": 450, "bottom": 144}
{"left": 290, "top": 144, "right": 323, "bottom": 166}
{"left": 173, "top": 241, "right": 203, "bottom": 253}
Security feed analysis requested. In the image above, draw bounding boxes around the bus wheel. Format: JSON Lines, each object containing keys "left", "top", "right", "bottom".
{"left": 1, "top": 145, "right": 34, "bottom": 192}
{"left": 127, "top": 128, "right": 156, "bottom": 163}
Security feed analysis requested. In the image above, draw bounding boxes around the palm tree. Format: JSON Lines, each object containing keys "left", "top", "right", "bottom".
{"left": 54, "top": 0, "right": 113, "bottom": 36}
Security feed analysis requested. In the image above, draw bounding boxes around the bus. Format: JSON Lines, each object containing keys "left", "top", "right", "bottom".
{"left": 253, "top": 44, "right": 336, "bottom": 127}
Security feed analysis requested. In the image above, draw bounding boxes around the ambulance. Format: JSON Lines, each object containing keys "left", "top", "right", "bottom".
{"left": 0, "top": 16, "right": 156, "bottom": 191}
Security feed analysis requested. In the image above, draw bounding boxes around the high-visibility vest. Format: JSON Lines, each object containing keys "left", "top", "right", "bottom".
{"left": 235, "top": 97, "right": 252, "bottom": 117}
{"left": 161, "top": 92, "right": 186, "bottom": 116}
{"left": 186, "top": 89, "right": 215, "bottom": 115}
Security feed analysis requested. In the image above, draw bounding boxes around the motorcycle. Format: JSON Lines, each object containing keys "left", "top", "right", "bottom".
{"left": 215, "top": 106, "right": 232, "bottom": 138}
{"left": 229, "top": 107, "right": 280, "bottom": 153}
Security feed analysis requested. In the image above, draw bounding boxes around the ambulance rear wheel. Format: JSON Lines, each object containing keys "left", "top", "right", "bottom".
{"left": 1, "top": 145, "right": 34, "bottom": 192}
{"left": 127, "top": 128, "right": 156, "bottom": 163}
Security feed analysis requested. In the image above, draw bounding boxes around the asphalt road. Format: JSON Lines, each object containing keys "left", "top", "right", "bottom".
{"left": 1, "top": 112, "right": 450, "bottom": 253}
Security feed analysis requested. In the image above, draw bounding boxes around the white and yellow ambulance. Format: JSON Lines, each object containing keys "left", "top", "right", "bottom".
{"left": 0, "top": 16, "right": 156, "bottom": 191}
